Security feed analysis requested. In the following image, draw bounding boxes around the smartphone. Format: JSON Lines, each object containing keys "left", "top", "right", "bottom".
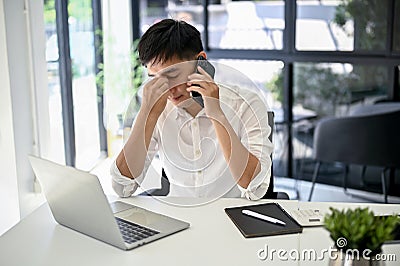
{"left": 191, "top": 56, "right": 215, "bottom": 108}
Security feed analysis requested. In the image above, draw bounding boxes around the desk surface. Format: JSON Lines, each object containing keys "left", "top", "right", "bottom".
{"left": 1, "top": 197, "right": 399, "bottom": 266}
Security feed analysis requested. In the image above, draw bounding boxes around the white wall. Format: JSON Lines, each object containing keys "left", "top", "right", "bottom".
{"left": 0, "top": 0, "right": 49, "bottom": 235}
{"left": 27, "top": 0, "right": 51, "bottom": 160}
{"left": 0, "top": 0, "right": 20, "bottom": 236}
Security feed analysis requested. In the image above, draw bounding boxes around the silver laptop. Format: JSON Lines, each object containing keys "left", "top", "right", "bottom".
{"left": 28, "top": 155, "right": 190, "bottom": 250}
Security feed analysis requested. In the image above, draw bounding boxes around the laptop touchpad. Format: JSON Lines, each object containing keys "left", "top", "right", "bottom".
{"left": 110, "top": 201, "right": 135, "bottom": 214}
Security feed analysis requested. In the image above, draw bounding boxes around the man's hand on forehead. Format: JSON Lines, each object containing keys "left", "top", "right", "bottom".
{"left": 148, "top": 66, "right": 178, "bottom": 78}
{"left": 159, "top": 67, "right": 180, "bottom": 78}
{"left": 148, "top": 61, "right": 196, "bottom": 78}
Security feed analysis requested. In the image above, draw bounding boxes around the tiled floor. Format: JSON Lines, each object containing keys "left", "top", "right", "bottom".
{"left": 92, "top": 158, "right": 400, "bottom": 204}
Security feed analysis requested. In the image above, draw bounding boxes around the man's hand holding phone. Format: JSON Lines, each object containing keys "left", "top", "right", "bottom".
{"left": 187, "top": 59, "right": 222, "bottom": 118}
{"left": 188, "top": 57, "right": 216, "bottom": 108}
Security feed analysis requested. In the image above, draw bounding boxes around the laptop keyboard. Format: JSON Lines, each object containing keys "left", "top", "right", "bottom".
{"left": 115, "top": 217, "right": 160, "bottom": 244}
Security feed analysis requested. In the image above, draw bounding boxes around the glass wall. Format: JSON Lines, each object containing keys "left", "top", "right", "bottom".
{"left": 140, "top": 0, "right": 204, "bottom": 36}
{"left": 292, "top": 63, "right": 390, "bottom": 190}
{"left": 209, "top": 0, "right": 284, "bottom": 49}
{"left": 69, "top": 0, "right": 101, "bottom": 170}
{"left": 102, "top": 0, "right": 138, "bottom": 157}
{"left": 47, "top": 0, "right": 399, "bottom": 194}
{"left": 394, "top": 0, "right": 400, "bottom": 52}
{"left": 44, "top": 0, "right": 101, "bottom": 169}
{"left": 131, "top": 0, "right": 399, "bottom": 187}
{"left": 294, "top": 63, "right": 388, "bottom": 118}
{"left": 296, "top": 0, "right": 388, "bottom": 52}
{"left": 44, "top": 0, "right": 65, "bottom": 165}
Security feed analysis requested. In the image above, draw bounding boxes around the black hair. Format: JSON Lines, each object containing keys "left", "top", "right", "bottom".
{"left": 138, "top": 19, "right": 203, "bottom": 66}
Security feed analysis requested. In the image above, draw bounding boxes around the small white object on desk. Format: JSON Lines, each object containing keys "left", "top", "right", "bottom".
{"left": 290, "top": 209, "right": 325, "bottom": 226}
{"left": 241, "top": 209, "right": 286, "bottom": 226}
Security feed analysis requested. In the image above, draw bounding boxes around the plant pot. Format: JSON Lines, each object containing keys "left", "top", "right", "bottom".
{"left": 329, "top": 250, "right": 383, "bottom": 266}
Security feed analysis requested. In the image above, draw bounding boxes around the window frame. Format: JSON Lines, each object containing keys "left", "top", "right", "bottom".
{"left": 131, "top": 0, "right": 400, "bottom": 177}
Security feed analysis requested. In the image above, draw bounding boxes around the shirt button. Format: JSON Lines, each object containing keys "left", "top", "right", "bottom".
{"left": 197, "top": 170, "right": 202, "bottom": 174}
{"left": 195, "top": 150, "right": 201, "bottom": 156}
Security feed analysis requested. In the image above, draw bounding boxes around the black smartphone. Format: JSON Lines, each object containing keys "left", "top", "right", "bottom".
{"left": 191, "top": 56, "right": 215, "bottom": 108}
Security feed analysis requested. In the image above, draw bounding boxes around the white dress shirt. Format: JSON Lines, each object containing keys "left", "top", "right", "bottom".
{"left": 111, "top": 84, "right": 273, "bottom": 200}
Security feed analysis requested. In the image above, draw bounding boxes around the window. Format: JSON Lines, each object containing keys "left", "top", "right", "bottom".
{"left": 209, "top": 1, "right": 284, "bottom": 49}
{"left": 296, "top": 0, "right": 388, "bottom": 52}
{"left": 128, "top": 0, "right": 400, "bottom": 182}
{"left": 393, "top": 0, "right": 400, "bottom": 52}
{"left": 69, "top": 0, "right": 101, "bottom": 169}
{"left": 140, "top": 0, "right": 204, "bottom": 36}
{"left": 44, "top": 0, "right": 103, "bottom": 169}
{"left": 294, "top": 63, "right": 388, "bottom": 117}
{"left": 292, "top": 62, "right": 389, "bottom": 178}
{"left": 44, "top": 0, "right": 65, "bottom": 164}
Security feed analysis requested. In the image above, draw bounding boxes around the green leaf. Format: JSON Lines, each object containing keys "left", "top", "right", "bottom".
{"left": 324, "top": 207, "right": 400, "bottom": 251}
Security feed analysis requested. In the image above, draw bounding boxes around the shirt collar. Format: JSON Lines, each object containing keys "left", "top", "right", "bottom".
{"left": 174, "top": 105, "right": 206, "bottom": 120}
{"left": 175, "top": 106, "right": 187, "bottom": 119}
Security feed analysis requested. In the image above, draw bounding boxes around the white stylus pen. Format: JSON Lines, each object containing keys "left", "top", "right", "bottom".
{"left": 242, "top": 209, "right": 286, "bottom": 226}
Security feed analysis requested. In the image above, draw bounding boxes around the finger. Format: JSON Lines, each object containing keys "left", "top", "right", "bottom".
{"left": 154, "top": 71, "right": 163, "bottom": 78}
{"left": 154, "top": 75, "right": 168, "bottom": 83}
{"left": 158, "top": 81, "right": 170, "bottom": 94}
{"left": 145, "top": 75, "right": 165, "bottom": 88}
{"left": 153, "top": 77, "right": 169, "bottom": 91}
{"left": 186, "top": 85, "right": 206, "bottom": 94}
{"left": 187, "top": 79, "right": 213, "bottom": 88}
{"left": 196, "top": 66, "right": 212, "bottom": 79}
{"left": 188, "top": 70, "right": 213, "bottom": 81}
{"left": 153, "top": 77, "right": 168, "bottom": 88}
{"left": 187, "top": 72, "right": 204, "bottom": 81}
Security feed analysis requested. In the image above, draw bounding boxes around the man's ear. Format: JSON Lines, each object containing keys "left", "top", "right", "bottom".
{"left": 196, "top": 51, "right": 207, "bottom": 59}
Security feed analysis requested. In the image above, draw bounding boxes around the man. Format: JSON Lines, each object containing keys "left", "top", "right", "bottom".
{"left": 111, "top": 19, "right": 273, "bottom": 200}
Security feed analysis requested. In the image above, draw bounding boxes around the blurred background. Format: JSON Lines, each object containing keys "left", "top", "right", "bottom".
{"left": 42, "top": 0, "right": 400, "bottom": 196}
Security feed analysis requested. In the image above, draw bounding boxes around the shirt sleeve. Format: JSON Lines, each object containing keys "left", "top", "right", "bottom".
{"left": 235, "top": 92, "right": 274, "bottom": 200}
{"left": 110, "top": 160, "right": 140, "bottom": 197}
{"left": 110, "top": 128, "right": 160, "bottom": 198}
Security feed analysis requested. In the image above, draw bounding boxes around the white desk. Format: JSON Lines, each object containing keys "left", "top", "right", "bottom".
{"left": 0, "top": 197, "right": 399, "bottom": 266}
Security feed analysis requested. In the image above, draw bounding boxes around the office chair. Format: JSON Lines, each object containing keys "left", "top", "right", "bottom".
{"left": 262, "top": 111, "right": 289, "bottom": 199}
{"left": 351, "top": 103, "right": 400, "bottom": 188}
{"left": 307, "top": 103, "right": 400, "bottom": 203}
{"left": 140, "top": 111, "right": 289, "bottom": 200}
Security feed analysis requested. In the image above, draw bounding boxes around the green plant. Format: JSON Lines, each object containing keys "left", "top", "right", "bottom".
{"left": 95, "top": 38, "right": 143, "bottom": 97}
{"left": 266, "top": 65, "right": 354, "bottom": 117}
{"left": 324, "top": 207, "right": 400, "bottom": 254}
{"left": 130, "top": 39, "right": 145, "bottom": 95}
{"left": 294, "top": 65, "right": 352, "bottom": 117}
{"left": 333, "top": 0, "right": 387, "bottom": 51}
{"left": 44, "top": 0, "right": 92, "bottom": 25}
{"left": 265, "top": 69, "right": 283, "bottom": 104}
{"left": 266, "top": 63, "right": 387, "bottom": 118}
{"left": 95, "top": 36, "right": 144, "bottom": 123}
{"left": 332, "top": 0, "right": 389, "bottom": 97}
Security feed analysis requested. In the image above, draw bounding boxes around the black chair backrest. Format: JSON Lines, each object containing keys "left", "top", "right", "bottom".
{"left": 263, "top": 111, "right": 275, "bottom": 198}
{"left": 313, "top": 109, "right": 400, "bottom": 168}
